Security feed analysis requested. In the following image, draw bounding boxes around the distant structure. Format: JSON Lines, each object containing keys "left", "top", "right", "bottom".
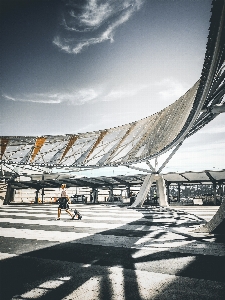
{"left": 0, "top": 0, "right": 225, "bottom": 232}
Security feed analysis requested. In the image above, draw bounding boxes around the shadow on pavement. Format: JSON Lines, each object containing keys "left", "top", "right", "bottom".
{"left": 0, "top": 207, "right": 225, "bottom": 300}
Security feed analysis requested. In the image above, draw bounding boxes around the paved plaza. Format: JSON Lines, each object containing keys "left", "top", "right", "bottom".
{"left": 0, "top": 203, "right": 225, "bottom": 299}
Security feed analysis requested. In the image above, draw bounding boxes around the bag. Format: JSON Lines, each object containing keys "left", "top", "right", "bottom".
{"left": 74, "top": 209, "right": 82, "bottom": 220}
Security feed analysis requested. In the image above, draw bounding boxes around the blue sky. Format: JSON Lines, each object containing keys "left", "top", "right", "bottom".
{"left": 1, "top": 0, "right": 224, "bottom": 174}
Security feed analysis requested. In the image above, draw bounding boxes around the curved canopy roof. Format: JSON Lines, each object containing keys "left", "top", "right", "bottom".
{"left": 1, "top": 0, "right": 225, "bottom": 170}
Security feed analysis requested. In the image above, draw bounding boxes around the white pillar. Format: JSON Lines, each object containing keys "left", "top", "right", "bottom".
{"left": 131, "top": 174, "right": 155, "bottom": 207}
{"left": 155, "top": 174, "right": 169, "bottom": 207}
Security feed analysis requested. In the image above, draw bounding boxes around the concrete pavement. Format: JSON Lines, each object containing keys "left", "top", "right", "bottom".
{"left": 0, "top": 203, "right": 224, "bottom": 299}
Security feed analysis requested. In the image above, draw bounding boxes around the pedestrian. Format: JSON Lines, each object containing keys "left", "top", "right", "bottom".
{"left": 56, "top": 184, "right": 75, "bottom": 220}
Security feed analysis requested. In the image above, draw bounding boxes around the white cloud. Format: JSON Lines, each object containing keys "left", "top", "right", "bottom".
{"left": 2, "top": 83, "right": 151, "bottom": 106}
{"left": 2, "top": 89, "right": 99, "bottom": 105}
{"left": 75, "top": 114, "right": 110, "bottom": 133}
{"left": 104, "top": 84, "right": 149, "bottom": 101}
{"left": 166, "top": 142, "right": 225, "bottom": 172}
{"left": 156, "top": 78, "right": 189, "bottom": 101}
{"left": 3, "top": 94, "right": 16, "bottom": 101}
{"left": 75, "top": 0, "right": 112, "bottom": 28}
{"left": 53, "top": 0, "right": 145, "bottom": 54}
{"left": 197, "top": 124, "right": 225, "bottom": 134}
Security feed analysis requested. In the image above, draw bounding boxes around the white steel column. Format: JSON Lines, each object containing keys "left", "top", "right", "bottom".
{"left": 131, "top": 173, "right": 169, "bottom": 208}
{"left": 131, "top": 174, "right": 155, "bottom": 207}
{"left": 155, "top": 174, "right": 169, "bottom": 207}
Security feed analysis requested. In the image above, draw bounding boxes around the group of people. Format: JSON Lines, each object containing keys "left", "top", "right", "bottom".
{"left": 56, "top": 184, "right": 78, "bottom": 220}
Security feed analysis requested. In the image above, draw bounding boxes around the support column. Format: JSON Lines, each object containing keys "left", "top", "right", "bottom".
{"left": 155, "top": 175, "right": 169, "bottom": 207}
{"left": 95, "top": 188, "right": 98, "bottom": 203}
{"left": 108, "top": 187, "right": 114, "bottom": 202}
{"left": 131, "top": 174, "right": 155, "bottom": 207}
{"left": 4, "top": 183, "right": 14, "bottom": 205}
{"left": 91, "top": 188, "right": 98, "bottom": 203}
{"left": 126, "top": 186, "right": 131, "bottom": 203}
{"left": 126, "top": 186, "right": 130, "bottom": 198}
{"left": 0, "top": 183, "right": 7, "bottom": 206}
{"left": 166, "top": 182, "right": 170, "bottom": 204}
{"left": 41, "top": 188, "right": 45, "bottom": 204}
{"left": 35, "top": 189, "right": 40, "bottom": 204}
{"left": 213, "top": 183, "right": 217, "bottom": 205}
{"left": 177, "top": 183, "right": 181, "bottom": 203}
{"left": 217, "top": 184, "right": 223, "bottom": 204}
{"left": 90, "top": 190, "right": 93, "bottom": 202}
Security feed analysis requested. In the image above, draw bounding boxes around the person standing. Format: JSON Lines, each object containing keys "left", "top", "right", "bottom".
{"left": 57, "top": 184, "right": 75, "bottom": 220}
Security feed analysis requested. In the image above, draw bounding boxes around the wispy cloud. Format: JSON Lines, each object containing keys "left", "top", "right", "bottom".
{"left": 53, "top": 0, "right": 145, "bottom": 54}
{"left": 2, "top": 83, "right": 150, "bottom": 105}
{"left": 104, "top": 84, "right": 149, "bottom": 101}
{"left": 156, "top": 78, "right": 189, "bottom": 101}
{"left": 2, "top": 89, "right": 99, "bottom": 105}
{"left": 3, "top": 95, "right": 17, "bottom": 101}
{"left": 198, "top": 125, "right": 225, "bottom": 134}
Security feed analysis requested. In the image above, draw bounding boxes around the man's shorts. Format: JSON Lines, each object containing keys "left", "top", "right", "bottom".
{"left": 58, "top": 197, "right": 69, "bottom": 209}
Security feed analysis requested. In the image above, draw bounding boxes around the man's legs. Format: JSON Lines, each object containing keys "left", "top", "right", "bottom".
{"left": 66, "top": 209, "right": 75, "bottom": 219}
{"left": 57, "top": 207, "right": 61, "bottom": 219}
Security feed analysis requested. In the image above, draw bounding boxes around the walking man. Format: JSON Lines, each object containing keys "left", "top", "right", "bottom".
{"left": 57, "top": 184, "right": 75, "bottom": 220}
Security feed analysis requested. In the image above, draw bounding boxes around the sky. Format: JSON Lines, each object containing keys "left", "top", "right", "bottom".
{"left": 1, "top": 0, "right": 225, "bottom": 175}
